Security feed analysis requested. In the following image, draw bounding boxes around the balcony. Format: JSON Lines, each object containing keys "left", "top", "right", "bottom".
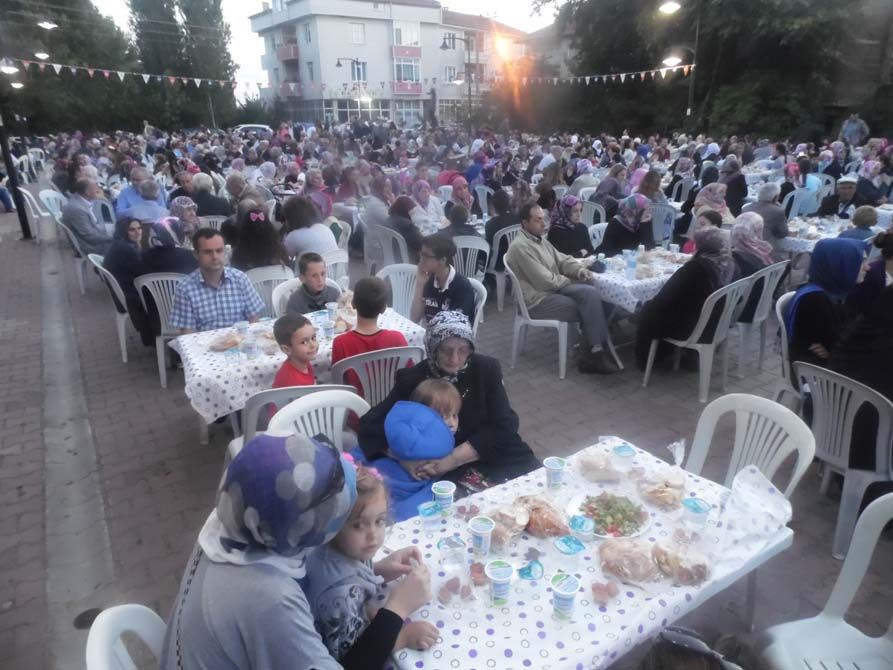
{"left": 277, "top": 44, "right": 300, "bottom": 61}
{"left": 391, "top": 81, "right": 422, "bottom": 95}
{"left": 392, "top": 45, "right": 421, "bottom": 58}
{"left": 280, "top": 81, "right": 301, "bottom": 97}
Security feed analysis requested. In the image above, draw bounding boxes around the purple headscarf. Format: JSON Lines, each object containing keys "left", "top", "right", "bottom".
{"left": 551, "top": 194, "right": 581, "bottom": 230}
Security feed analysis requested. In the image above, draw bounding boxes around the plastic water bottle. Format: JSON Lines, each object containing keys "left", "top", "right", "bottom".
{"left": 625, "top": 252, "right": 638, "bottom": 280}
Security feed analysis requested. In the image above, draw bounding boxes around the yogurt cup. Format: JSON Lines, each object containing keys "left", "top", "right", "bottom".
{"left": 485, "top": 560, "right": 514, "bottom": 606}
{"left": 418, "top": 501, "right": 442, "bottom": 528}
{"left": 234, "top": 320, "right": 249, "bottom": 336}
{"left": 682, "top": 497, "right": 711, "bottom": 527}
{"left": 468, "top": 516, "right": 496, "bottom": 557}
{"left": 669, "top": 243, "right": 680, "bottom": 254}
{"left": 569, "top": 514, "right": 595, "bottom": 542}
{"left": 612, "top": 444, "right": 636, "bottom": 473}
{"left": 551, "top": 573, "right": 580, "bottom": 620}
{"left": 543, "top": 456, "right": 567, "bottom": 489}
{"left": 432, "top": 481, "right": 457, "bottom": 517}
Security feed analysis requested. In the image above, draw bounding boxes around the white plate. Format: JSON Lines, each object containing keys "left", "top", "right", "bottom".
{"left": 567, "top": 492, "right": 651, "bottom": 539}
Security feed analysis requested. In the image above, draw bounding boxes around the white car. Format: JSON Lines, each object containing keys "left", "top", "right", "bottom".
{"left": 233, "top": 124, "right": 274, "bottom": 137}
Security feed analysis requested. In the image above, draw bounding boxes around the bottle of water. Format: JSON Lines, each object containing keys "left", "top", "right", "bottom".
{"left": 625, "top": 251, "right": 638, "bottom": 280}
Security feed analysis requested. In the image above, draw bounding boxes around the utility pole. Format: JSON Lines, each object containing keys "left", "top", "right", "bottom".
{"left": 0, "top": 105, "right": 33, "bottom": 240}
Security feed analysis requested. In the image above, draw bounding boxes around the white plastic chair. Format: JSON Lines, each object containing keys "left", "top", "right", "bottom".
{"left": 552, "top": 185, "right": 568, "bottom": 200}
{"left": 452, "top": 235, "right": 490, "bottom": 281}
{"left": 85, "top": 603, "right": 166, "bottom": 670}
{"left": 17, "top": 187, "right": 50, "bottom": 242}
{"left": 28, "top": 148, "right": 45, "bottom": 174}
{"left": 15, "top": 155, "right": 31, "bottom": 184}
{"left": 485, "top": 224, "right": 522, "bottom": 312}
{"left": 322, "top": 248, "right": 350, "bottom": 290}
{"left": 271, "top": 277, "right": 341, "bottom": 317}
{"left": 468, "top": 277, "right": 487, "bottom": 336}
{"left": 88, "top": 254, "right": 131, "bottom": 363}
{"left": 226, "top": 384, "right": 356, "bottom": 462}
{"left": 331, "top": 346, "right": 425, "bottom": 406}
{"left": 474, "top": 185, "right": 494, "bottom": 215}
{"left": 375, "top": 264, "right": 417, "bottom": 320}
{"left": 642, "top": 276, "right": 752, "bottom": 403}
{"left": 246, "top": 265, "right": 294, "bottom": 319}
{"left": 55, "top": 220, "right": 91, "bottom": 295}
{"left": 578, "top": 186, "right": 597, "bottom": 201}
{"left": 759, "top": 493, "right": 893, "bottom": 669}
{"left": 198, "top": 215, "right": 227, "bottom": 231}
{"left": 649, "top": 203, "right": 676, "bottom": 246}
{"left": 734, "top": 260, "right": 789, "bottom": 377}
{"left": 505, "top": 260, "right": 570, "bottom": 379}
{"left": 589, "top": 222, "right": 609, "bottom": 250}
{"left": 530, "top": 173, "right": 543, "bottom": 186}
{"left": 816, "top": 172, "right": 836, "bottom": 201}
{"left": 773, "top": 292, "right": 802, "bottom": 411}
{"left": 793, "top": 362, "right": 893, "bottom": 559}
{"left": 581, "top": 201, "right": 606, "bottom": 228}
{"left": 133, "top": 273, "right": 186, "bottom": 388}
{"left": 330, "top": 218, "right": 352, "bottom": 252}
{"left": 437, "top": 185, "right": 453, "bottom": 202}
{"left": 369, "top": 225, "right": 410, "bottom": 267}
{"left": 266, "top": 389, "right": 371, "bottom": 451}
{"left": 780, "top": 189, "right": 811, "bottom": 221}
{"left": 93, "top": 200, "right": 115, "bottom": 226}
{"left": 39, "top": 189, "right": 67, "bottom": 222}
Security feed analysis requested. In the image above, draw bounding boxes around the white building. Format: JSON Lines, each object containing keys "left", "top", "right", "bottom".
{"left": 249, "top": 0, "right": 528, "bottom": 125}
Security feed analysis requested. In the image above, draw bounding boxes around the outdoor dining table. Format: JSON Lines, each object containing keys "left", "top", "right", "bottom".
{"left": 590, "top": 250, "right": 691, "bottom": 314}
{"left": 776, "top": 215, "right": 875, "bottom": 254}
{"left": 383, "top": 436, "right": 793, "bottom": 670}
{"left": 741, "top": 168, "right": 776, "bottom": 185}
{"left": 169, "top": 308, "right": 425, "bottom": 434}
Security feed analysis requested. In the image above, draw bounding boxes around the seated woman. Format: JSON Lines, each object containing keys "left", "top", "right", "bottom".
{"left": 634, "top": 227, "right": 737, "bottom": 370}
{"left": 281, "top": 195, "right": 338, "bottom": 259}
{"left": 838, "top": 205, "right": 878, "bottom": 242}
{"left": 230, "top": 206, "right": 290, "bottom": 271}
{"left": 510, "top": 179, "right": 535, "bottom": 214}
{"left": 358, "top": 311, "right": 540, "bottom": 492}
{"left": 663, "top": 157, "right": 694, "bottom": 199}
{"left": 408, "top": 178, "right": 445, "bottom": 234}
{"left": 160, "top": 433, "right": 431, "bottom": 670}
{"left": 682, "top": 210, "right": 723, "bottom": 254}
{"left": 102, "top": 218, "right": 152, "bottom": 346}
{"left": 142, "top": 218, "right": 198, "bottom": 274}
{"left": 718, "top": 156, "right": 748, "bottom": 216}
{"left": 169, "top": 196, "right": 201, "bottom": 237}
{"left": 335, "top": 165, "right": 361, "bottom": 203}
{"left": 589, "top": 164, "right": 628, "bottom": 220}
{"left": 693, "top": 181, "right": 734, "bottom": 228}
{"left": 382, "top": 195, "right": 424, "bottom": 261}
{"left": 547, "top": 194, "right": 594, "bottom": 258}
{"left": 848, "top": 230, "right": 893, "bottom": 317}
{"left": 596, "top": 193, "right": 654, "bottom": 257}
{"left": 779, "top": 157, "right": 821, "bottom": 217}
{"left": 535, "top": 183, "right": 557, "bottom": 225}
{"left": 785, "top": 237, "right": 864, "bottom": 369}
{"left": 442, "top": 204, "right": 483, "bottom": 239}
{"left": 364, "top": 175, "right": 395, "bottom": 228}
{"left": 675, "top": 163, "right": 720, "bottom": 242}
{"left": 730, "top": 212, "right": 773, "bottom": 322}
{"left": 485, "top": 190, "right": 520, "bottom": 272}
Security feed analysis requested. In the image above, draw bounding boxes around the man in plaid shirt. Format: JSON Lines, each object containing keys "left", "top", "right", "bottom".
{"left": 170, "top": 229, "right": 265, "bottom": 333}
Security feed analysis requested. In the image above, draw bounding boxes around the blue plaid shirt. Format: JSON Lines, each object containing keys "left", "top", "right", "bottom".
{"left": 169, "top": 267, "right": 265, "bottom": 331}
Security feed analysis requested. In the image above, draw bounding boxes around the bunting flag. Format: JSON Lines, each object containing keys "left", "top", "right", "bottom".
{"left": 38, "top": 63, "right": 46, "bottom": 73}
{"left": 116, "top": 71, "right": 126, "bottom": 81}
{"left": 142, "top": 74, "right": 151, "bottom": 84}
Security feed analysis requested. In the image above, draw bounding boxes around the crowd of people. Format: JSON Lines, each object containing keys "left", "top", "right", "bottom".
{"left": 9, "top": 113, "right": 893, "bottom": 670}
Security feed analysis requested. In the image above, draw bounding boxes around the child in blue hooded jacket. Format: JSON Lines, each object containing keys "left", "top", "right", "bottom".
{"left": 361, "top": 378, "right": 461, "bottom": 521}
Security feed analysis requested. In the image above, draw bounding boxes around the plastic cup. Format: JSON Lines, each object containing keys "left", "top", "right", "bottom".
{"left": 485, "top": 560, "right": 514, "bottom": 606}
{"left": 551, "top": 573, "right": 580, "bottom": 620}
{"left": 432, "top": 481, "right": 456, "bottom": 517}
{"left": 669, "top": 243, "right": 680, "bottom": 254}
{"left": 569, "top": 514, "right": 595, "bottom": 543}
{"left": 234, "top": 320, "right": 249, "bottom": 336}
{"left": 682, "top": 497, "right": 711, "bottom": 528}
{"left": 612, "top": 444, "right": 636, "bottom": 473}
{"left": 543, "top": 456, "right": 567, "bottom": 489}
{"left": 418, "top": 501, "right": 442, "bottom": 529}
{"left": 468, "top": 516, "right": 495, "bottom": 557}
{"left": 323, "top": 321, "right": 335, "bottom": 340}
{"left": 240, "top": 337, "right": 259, "bottom": 360}
{"left": 637, "top": 244, "right": 646, "bottom": 255}
{"left": 325, "top": 301, "right": 338, "bottom": 321}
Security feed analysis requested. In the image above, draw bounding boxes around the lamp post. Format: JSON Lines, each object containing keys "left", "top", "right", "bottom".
{"left": 440, "top": 34, "right": 474, "bottom": 135}
{"left": 658, "top": 0, "right": 702, "bottom": 121}
{"left": 0, "top": 43, "right": 32, "bottom": 239}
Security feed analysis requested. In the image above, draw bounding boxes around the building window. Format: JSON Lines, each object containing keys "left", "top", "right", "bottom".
{"left": 351, "top": 61, "right": 368, "bottom": 82}
{"left": 272, "top": 0, "right": 284, "bottom": 10}
{"left": 444, "top": 65, "right": 457, "bottom": 82}
{"left": 372, "top": 2, "right": 385, "bottom": 10}
{"left": 272, "top": 67, "right": 280, "bottom": 85}
{"left": 303, "top": 23, "right": 311, "bottom": 43}
{"left": 349, "top": 22, "right": 365, "bottom": 45}
{"left": 307, "top": 61, "right": 314, "bottom": 81}
{"left": 393, "top": 21, "right": 420, "bottom": 47}
{"left": 393, "top": 100, "right": 421, "bottom": 126}
{"left": 444, "top": 32, "right": 456, "bottom": 49}
{"left": 394, "top": 58, "right": 420, "bottom": 82}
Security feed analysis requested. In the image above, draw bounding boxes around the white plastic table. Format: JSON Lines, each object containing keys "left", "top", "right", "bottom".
{"left": 384, "top": 438, "right": 793, "bottom": 670}
{"left": 590, "top": 252, "right": 691, "bottom": 313}
{"left": 169, "top": 308, "right": 425, "bottom": 424}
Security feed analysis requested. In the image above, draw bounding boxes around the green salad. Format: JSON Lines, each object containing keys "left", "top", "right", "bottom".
{"left": 581, "top": 493, "right": 649, "bottom": 537}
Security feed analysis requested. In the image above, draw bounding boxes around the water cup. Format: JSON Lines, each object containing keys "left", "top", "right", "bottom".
{"left": 543, "top": 456, "right": 567, "bottom": 490}
{"left": 323, "top": 320, "right": 335, "bottom": 340}
{"left": 234, "top": 320, "right": 249, "bottom": 337}
{"left": 485, "top": 560, "right": 514, "bottom": 606}
{"left": 550, "top": 573, "right": 580, "bottom": 620}
{"left": 468, "top": 516, "right": 495, "bottom": 557}
{"left": 669, "top": 243, "right": 680, "bottom": 254}
{"left": 612, "top": 443, "right": 636, "bottom": 473}
{"left": 569, "top": 514, "right": 595, "bottom": 543}
{"left": 432, "top": 481, "right": 456, "bottom": 517}
{"left": 240, "top": 336, "right": 259, "bottom": 360}
{"left": 325, "top": 301, "right": 338, "bottom": 321}
{"left": 682, "top": 497, "right": 711, "bottom": 528}
{"left": 597, "top": 253, "right": 606, "bottom": 262}
{"left": 418, "top": 501, "right": 442, "bottom": 529}
{"left": 637, "top": 244, "right": 646, "bottom": 255}
{"left": 437, "top": 535, "right": 466, "bottom": 570}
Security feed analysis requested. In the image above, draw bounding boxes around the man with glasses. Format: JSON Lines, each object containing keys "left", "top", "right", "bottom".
{"left": 410, "top": 233, "right": 476, "bottom": 325}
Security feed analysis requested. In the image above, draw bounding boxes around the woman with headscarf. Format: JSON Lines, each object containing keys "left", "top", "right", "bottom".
{"left": 823, "top": 141, "right": 847, "bottom": 180}
{"left": 664, "top": 157, "right": 694, "bottom": 199}
{"left": 335, "top": 166, "right": 361, "bottom": 203}
{"left": 596, "top": 193, "right": 654, "bottom": 257}
{"left": 443, "top": 174, "right": 477, "bottom": 218}
{"left": 256, "top": 161, "right": 278, "bottom": 190}
{"left": 304, "top": 168, "right": 333, "bottom": 219}
{"left": 169, "top": 195, "right": 201, "bottom": 237}
{"left": 358, "top": 310, "right": 540, "bottom": 491}
{"left": 568, "top": 159, "right": 599, "bottom": 196}
{"left": 510, "top": 178, "right": 535, "bottom": 214}
{"left": 779, "top": 157, "right": 822, "bottom": 217}
{"left": 718, "top": 156, "right": 748, "bottom": 216}
{"left": 381, "top": 195, "right": 424, "bottom": 261}
{"left": 730, "top": 212, "right": 773, "bottom": 322}
{"left": 693, "top": 181, "right": 734, "bottom": 227}
{"left": 160, "top": 433, "right": 430, "bottom": 670}
{"left": 230, "top": 206, "right": 290, "bottom": 271}
{"left": 856, "top": 159, "right": 886, "bottom": 205}
{"left": 102, "top": 218, "right": 153, "bottom": 346}
{"left": 627, "top": 167, "right": 649, "bottom": 195}
{"left": 141, "top": 218, "right": 198, "bottom": 274}
{"left": 408, "top": 178, "right": 445, "bottom": 235}
{"left": 634, "top": 227, "right": 738, "bottom": 370}
{"left": 784, "top": 237, "right": 864, "bottom": 370}
{"left": 363, "top": 174, "right": 395, "bottom": 229}
{"left": 695, "top": 142, "right": 721, "bottom": 176}
{"left": 547, "top": 194, "right": 594, "bottom": 258}
{"left": 463, "top": 150, "right": 487, "bottom": 185}
{"left": 589, "top": 164, "right": 628, "bottom": 219}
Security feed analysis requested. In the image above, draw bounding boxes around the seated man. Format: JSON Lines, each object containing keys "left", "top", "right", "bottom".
{"left": 61, "top": 178, "right": 112, "bottom": 255}
{"left": 838, "top": 205, "right": 878, "bottom": 241}
{"left": 742, "top": 182, "right": 789, "bottom": 260}
{"left": 191, "top": 172, "right": 232, "bottom": 217}
{"left": 410, "top": 233, "right": 476, "bottom": 325}
{"left": 129, "top": 179, "right": 169, "bottom": 223}
{"left": 504, "top": 203, "right": 617, "bottom": 375}
{"left": 817, "top": 174, "right": 869, "bottom": 219}
{"left": 169, "top": 228, "right": 265, "bottom": 333}
{"left": 114, "top": 166, "right": 166, "bottom": 219}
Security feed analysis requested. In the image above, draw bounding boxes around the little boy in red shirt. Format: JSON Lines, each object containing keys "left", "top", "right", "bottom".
{"left": 272, "top": 313, "right": 319, "bottom": 388}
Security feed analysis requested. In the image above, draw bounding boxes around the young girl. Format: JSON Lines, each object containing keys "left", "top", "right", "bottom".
{"left": 305, "top": 463, "right": 439, "bottom": 660}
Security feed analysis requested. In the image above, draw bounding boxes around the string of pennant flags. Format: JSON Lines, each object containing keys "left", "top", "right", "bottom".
{"left": 5, "top": 56, "right": 693, "bottom": 96}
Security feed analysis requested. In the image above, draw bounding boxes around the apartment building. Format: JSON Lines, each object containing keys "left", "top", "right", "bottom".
{"left": 249, "top": 0, "right": 527, "bottom": 125}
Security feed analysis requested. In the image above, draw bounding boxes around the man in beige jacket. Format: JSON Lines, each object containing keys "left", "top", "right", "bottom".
{"left": 504, "top": 202, "right": 617, "bottom": 374}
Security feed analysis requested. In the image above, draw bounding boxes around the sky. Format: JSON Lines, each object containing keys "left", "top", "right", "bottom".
{"left": 91, "top": 0, "right": 557, "bottom": 86}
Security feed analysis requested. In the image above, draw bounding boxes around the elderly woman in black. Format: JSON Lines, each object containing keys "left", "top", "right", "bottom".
{"left": 358, "top": 311, "right": 540, "bottom": 491}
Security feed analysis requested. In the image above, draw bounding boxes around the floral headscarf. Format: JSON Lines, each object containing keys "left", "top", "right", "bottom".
{"left": 616, "top": 193, "right": 651, "bottom": 233}
{"left": 859, "top": 160, "right": 881, "bottom": 180}
{"left": 450, "top": 175, "right": 474, "bottom": 209}
{"left": 730, "top": 212, "right": 773, "bottom": 265}
{"left": 424, "top": 310, "right": 475, "bottom": 384}
{"left": 148, "top": 217, "right": 185, "bottom": 248}
{"left": 411, "top": 178, "right": 432, "bottom": 209}
{"left": 675, "top": 157, "right": 694, "bottom": 177}
{"left": 575, "top": 159, "right": 593, "bottom": 176}
{"left": 628, "top": 168, "right": 649, "bottom": 191}
{"left": 784, "top": 162, "right": 801, "bottom": 182}
{"left": 694, "top": 226, "right": 737, "bottom": 290}
{"left": 199, "top": 434, "right": 357, "bottom": 579}
{"left": 694, "top": 183, "right": 729, "bottom": 213}
{"left": 830, "top": 141, "right": 846, "bottom": 162}
{"left": 551, "top": 194, "right": 581, "bottom": 230}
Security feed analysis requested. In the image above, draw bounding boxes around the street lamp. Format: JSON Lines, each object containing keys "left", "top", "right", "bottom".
{"left": 658, "top": 0, "right": 701, "bottom": 119}
{"left": 658, "top": 1, "right": 681, "bottom": 13}
{"left": 0, "top": 60, "right": 19, "bottom": 75}
{"left": 440, "top": 34, "right": 474, "bottom": 134}
{"left": 10, "top": 82, "right": 23, "bottom": 89}
{"left": 662, "top": 55, "right": 682, "bottom": 67}
{"left": 35, "top": 52, "right": 49, "bottom": 61}
{"left": 37, "top": 20, "right": 58, "bottom": 30}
